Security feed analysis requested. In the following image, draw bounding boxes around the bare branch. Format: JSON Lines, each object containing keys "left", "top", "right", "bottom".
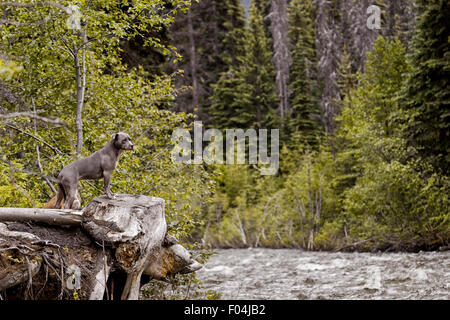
{"left": 55, "top": 44, "right": 74, "bottom": 58}
{"left": 0, "top": 2, "right": 34, "bottom": 8}
{"left": 32, "top": 98, "right": 57, "bottom": 193}
{"left": 57, "top": 33, "right": 75, "bottom": 58}
{"left": 74, "top": 22, "right": 88, "bottom": 156}
{"left": 0, "top": 1, "right": 68, "bottom": 11}
{"left": 0, "top": 111, "right": 65, "bottom": 125}
{"left": 0, "top": 16, "right": 50, "bottom": 26}
{"left": 0, "top": 52, "right": 25, "bottom": 61}
{"left": 0, "top": 1, "right": 69, "bottom": 27}
{"left": 3, "top": 123, "right": 62, "bottom": 155}
{"left": 1, "top": 166, "right": 59, "bottom": 184}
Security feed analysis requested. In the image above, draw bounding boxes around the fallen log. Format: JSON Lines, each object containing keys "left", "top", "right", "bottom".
{"left": 0, "top": 194, "right": 203, "bottom": 300}
{"left": 0, "top": 207, "right": 82, "bottom": 226}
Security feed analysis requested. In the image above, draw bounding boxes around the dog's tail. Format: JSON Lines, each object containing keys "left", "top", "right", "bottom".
{"left": 54, "top": 182, "right": 66, "bottom": 209}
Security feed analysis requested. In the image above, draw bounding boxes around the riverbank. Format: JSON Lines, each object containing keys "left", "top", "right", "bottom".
{"left": 200, "top": 240, "right": 450, "bottom": 253}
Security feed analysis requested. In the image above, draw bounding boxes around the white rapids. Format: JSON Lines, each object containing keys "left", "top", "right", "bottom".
{"left": 195, "top": 248, "right": 450, "bottom": 300}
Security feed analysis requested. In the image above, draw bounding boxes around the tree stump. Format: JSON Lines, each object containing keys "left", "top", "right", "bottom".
{"left": 82, "top": 194, "right": 167, "bottom": 300}
{"left": 0, "top": 194, "right": 202, "bottom": 300}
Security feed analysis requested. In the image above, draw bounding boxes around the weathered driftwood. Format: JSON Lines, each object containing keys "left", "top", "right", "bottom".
{"left": 0, "top": 207, "right": 82, "bottom": 226}
{"left": 83, "top": 194, "right": 168, "bottom": 300}
{"left": 0, "top": 194, "right": 203, "bottom": 300}
{"left": 88, "top": 252, "right": 111, "bottom": 300}
{"left": 144, "top": 244, "right": 203, "bottom": 279}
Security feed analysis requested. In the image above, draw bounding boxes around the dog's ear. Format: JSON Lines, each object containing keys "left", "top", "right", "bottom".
{"left": 111, "top": 133, "right": 119, "bottom": 141}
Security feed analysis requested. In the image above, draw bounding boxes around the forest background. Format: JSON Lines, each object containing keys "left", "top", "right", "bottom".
{"left": 0, "top": 0, "right": 448, "bottom": 271}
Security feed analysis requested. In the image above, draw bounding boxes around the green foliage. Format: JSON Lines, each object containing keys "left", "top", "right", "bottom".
{"left": 200, "top": 147, "right": 339, "bottom": 249}
{"left": 336, "top": 36, "right": 449, "bottom": 249}
{"left": 200, "top": 35, "right": 449, "bottom": 251}
{"left": 0, "top": 161, "right": 35, "bottom": 207}
{"left": 314, "top": 220, "right": 346, "bottom": 250}
{"left": 0, "top": 58, "right": 23, "bottom": 80}
{"left": 282, "top": 147, "right": 338, "bottom": 249}
{"left": 217, "top": 0, "right": 247, "bottom": 67}
{"left": 208, "top": 1, "right": 279, "bottom": 130}
{"left": 168, "top": 0, "right": 247, "bottom": 116}
{"left": 201, "top": 164, "right": 287, "bottom": 248}
{"left": 0, "top": 0, "right": 217, "bottom": 299}
{"left": 337, "top": 37, "right": 411, "bottom": 161}
{"left": 402, "top": 0, "right": 450, "bottom": 173}
{"left": 0, "top": 0, "right": 210, "bottom": 231}
{"left": 1, "top": 0, "right": 448, "bottom": 265}
{"left": 343, "top": 160, "right": 450, "bottom": 247}
{"left": 287, "top": 0, "right": 323, "bottom": 147}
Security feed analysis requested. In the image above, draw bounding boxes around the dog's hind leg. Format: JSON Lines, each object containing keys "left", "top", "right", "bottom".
{"left": 54, "top": 184, "right": 65, "bottom": 209}
{"left": 72, "top": 197, "right": 81, "bottom": 210}
{"left": 64, "top": 185, "right": 80, "bottom": 210}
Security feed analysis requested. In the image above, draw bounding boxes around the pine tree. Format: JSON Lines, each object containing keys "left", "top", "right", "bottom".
{"left": 168, "top": 0, "right": 247, "bottom": 119}
{"left": 287, "top": 0, "right": 322, "bottom": 147}
{"left": 336, "top": 45, "right": 357, "bottom": 101}
{"left": 402, "top": 0, "right": 450, "bottom": 173}
{"left": 253, "top": 0, "right": 272, "bottom": 38}
{"left": 209, "top": 2, "right": 279, "bottom": 130}
{"left": 218, "top": 0, "right": 247, "bottom": 67}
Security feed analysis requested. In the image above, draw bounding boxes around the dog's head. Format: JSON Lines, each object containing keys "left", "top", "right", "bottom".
{"left": 112, "top": 132, "right": 134, "bottom": 150}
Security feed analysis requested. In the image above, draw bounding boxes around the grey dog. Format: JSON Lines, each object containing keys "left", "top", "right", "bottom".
{"left": 55, "top": 132, "right": 134, "bottom": 209}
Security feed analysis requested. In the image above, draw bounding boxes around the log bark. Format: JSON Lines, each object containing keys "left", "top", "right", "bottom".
{"left": 88, "top": 252, "right": 111, "bottom": 300}
{"left": 0, "top": 207, "right": 82, "bottom": 226}
{"left": 0, "top": 194, "right": 203, "bottom": 300}
{"left": 83, "top": 194, "right": 167, "bottom": 300}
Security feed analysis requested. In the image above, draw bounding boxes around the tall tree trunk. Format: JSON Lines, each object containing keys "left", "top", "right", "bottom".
{"left": 307, "top": 162, "right": 314, "bottom": 250}
{"left": 314, "top": 0, "right": 342, "bottom": 134}
{"left": 74, "top": 31, "right": 87, "bottom": 156}
{"left": 341, "top": 0, "right": 378, "bottom": 74}
{"left": 268, "top": 0, "right": 291, "bottom": 119}
{"left": 187, "top": 9, "right": 199, "bottom": 114}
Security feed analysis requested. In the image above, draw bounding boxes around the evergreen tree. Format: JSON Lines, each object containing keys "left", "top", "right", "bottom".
{"left": 337, "top": 37, "right": 449, "bottom": 247}
{"left": 253, "top": 0, "right": 272, "bottom": 39}
{"left": 168, "top": 0, "right": 247, "bottom": 119}
{"left": 402, "top": 0, "right": 450, "bottom": 173}
{"left": 287, "top": 0, "right": 322, "bottom": 147}
{"left": 203, "top": 0, "right": 248, "bottom": 128}
{"left": 336, "top": 45, "right": 357, "bottom": 100}
{"left": 218, "top": 0, "right": 247, "bottom": 67}
{"left": 209, "top": 2, "right": 279, "bottom": 129}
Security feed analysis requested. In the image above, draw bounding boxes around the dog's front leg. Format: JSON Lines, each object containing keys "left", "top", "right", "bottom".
{"left": 103, "top": 170, "right": 115, "bottom": 199}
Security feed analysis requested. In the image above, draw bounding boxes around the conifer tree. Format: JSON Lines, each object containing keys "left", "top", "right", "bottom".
{"left": 402, "top": 0, "right": 450, "bottom": 172}
{"left": 287, "top": 0, "right": 322, "bottom": 147}
{"left": 218, "top": 0, "right": 247, "bottom": 66}
{"left": 201, "top": 0, "right": 247, "bottom": 126}
{"left": 169, "top": 0, "right": 247, "bottom": 119}
{"left": 209, "top": 2, "right": 279, "bottom": 130}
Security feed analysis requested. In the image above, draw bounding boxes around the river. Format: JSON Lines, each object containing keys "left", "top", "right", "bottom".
{"left": 195, "top": 248, "right": 450, "bottom": 300}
